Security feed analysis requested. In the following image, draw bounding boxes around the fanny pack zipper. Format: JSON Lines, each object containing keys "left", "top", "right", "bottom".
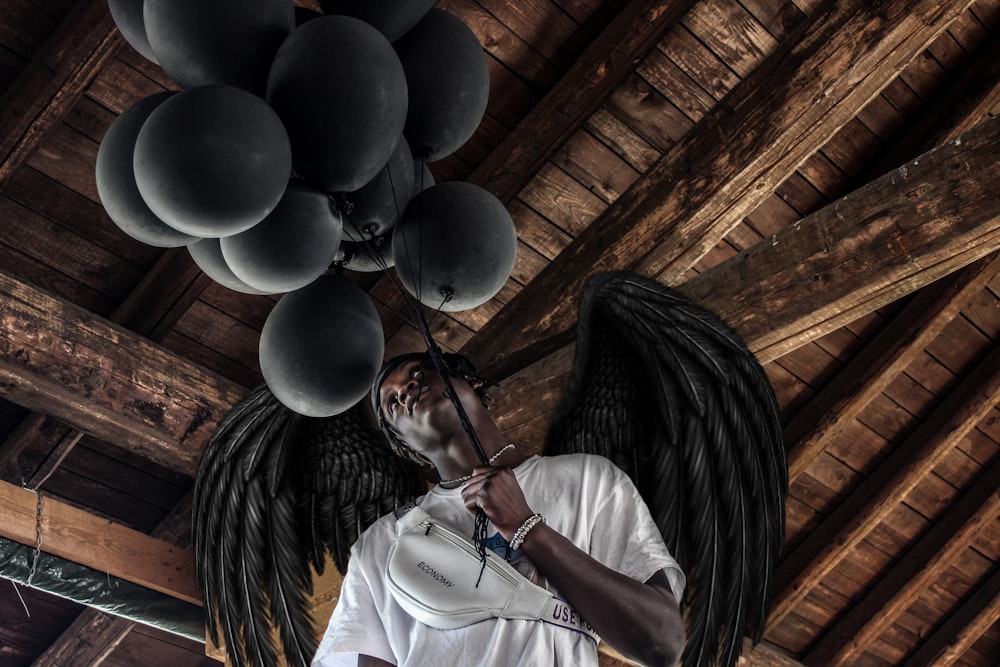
{"left": 418, "top": 519, "right": 523, "bottom": 587}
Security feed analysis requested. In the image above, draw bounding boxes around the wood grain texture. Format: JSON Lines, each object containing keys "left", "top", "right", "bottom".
{"left": 463, "top": 0, "right": 978, "bottom": 380}
{"left": 0, "top": 269, "right": 246, "bottom": 477}
{"left": 0, "top": 479, "right": 200, "bottom": 604}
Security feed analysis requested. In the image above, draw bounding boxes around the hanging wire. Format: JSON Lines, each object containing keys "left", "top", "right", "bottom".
{"left": 337, "top": 148, "right": 494, "bottom": 574}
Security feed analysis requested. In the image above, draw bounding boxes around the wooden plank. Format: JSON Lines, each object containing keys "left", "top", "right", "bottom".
{"left": 0, "top": 0, "right": 59, "bottom": 59}
{"left": 436, "top": 0, "right": 562, "bottom": 89}
{"left": 0, "top": 0, "right": 120, "bottom": 185}
{"left": 804, "top": 456, "right": 1000, "bottom": 665}
{"left": 467, "top": 0, "right": 696, "bottom": 203}
{"left": 0, "top": 581, "right": 81, "bottom": 660}
{"left": 680, "top": 0, "right": 779, "bottom": 78}
{"left": 682, "top": 115, "right": 1000, "bottom": 364}
{"left": 784, "top": 254, "right": 1000, "bottom": 482}
{"left": 470, "top": 115, "right": 1000, "bottom": 469}
{"left": 866, "top": 32, "right": 1000, "bottom": 180}
{"left": 31, "top": 611, "right": 134, "bottom": 667}
{"left": 32, "top": 492, "right": 199, "bottom": 666}
{"left": 0, "top": 479, "right": 200, "bottom": 605}
{"left": 0, "top": 268, "right": 246, "bottom": 477}
{"left": 902, "top": 564, "right": 1000, "bottom": 666}
{"left": 463, "top": 0, "right": 977, "bottom": 380}
{"left": 0, "top": 247, "right": 207, "bottom": 497}
{"left": 767, "top": 343, "right": 1000, "bottom": 632}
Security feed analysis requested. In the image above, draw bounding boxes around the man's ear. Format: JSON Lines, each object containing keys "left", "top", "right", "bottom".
{"left": 463, "top": 374, "right": 486, "bottom": 390}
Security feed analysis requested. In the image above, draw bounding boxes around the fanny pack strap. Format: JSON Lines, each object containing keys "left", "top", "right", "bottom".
{"left": 393, "top": 505, "right": 599, "bottom": 643}
{"left": 539, "top": 596, "right": 599, "bottom": 639}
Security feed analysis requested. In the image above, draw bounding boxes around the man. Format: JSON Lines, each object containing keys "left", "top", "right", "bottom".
{"left": 313, "top": 352, "right": 686, "bottom": 666}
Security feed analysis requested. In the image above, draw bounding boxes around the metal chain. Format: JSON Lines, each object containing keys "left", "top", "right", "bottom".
{"left": 27, "top": 490, "right": 43, "bottom": 586}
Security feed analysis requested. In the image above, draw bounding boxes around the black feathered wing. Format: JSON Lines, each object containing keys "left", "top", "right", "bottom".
{"left": 192, "top": 385, "right": 426, "bottom": 667}
{"left": 544, "top": 272, "right": 787, "bottom": 667}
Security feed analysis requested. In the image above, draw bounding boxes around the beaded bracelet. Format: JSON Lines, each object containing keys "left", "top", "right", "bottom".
{"left": 509, "top": 513, "right": 545, "bottom": 550}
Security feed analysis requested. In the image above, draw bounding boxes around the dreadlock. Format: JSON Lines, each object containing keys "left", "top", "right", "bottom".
{"left": 370, "top": 351, "right": 495, "bottom": 466}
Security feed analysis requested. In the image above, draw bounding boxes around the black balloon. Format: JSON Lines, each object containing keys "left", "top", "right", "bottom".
{"left": 395, "top": 9, "right": 489, "bottom": 162}
{"left": 187, "top": 238, "right": 273, "bottom": 295}
{"left": 335, "top": 235, "right": 394, "bottom": 273}
{"left": 96, "top": 92, "right": 198, "bottom": 247}
{"left": 316, "top": 0, "right": 435, "bottom": 42}
{"left": 222, "top": 181, "right": 343, "bottom": 293}
{"left": 294, "top": 7, "right": 322, "bottom": 26}
{"left": 133, "top": 85, "right": 291, "bottom": 238}
{"left": 144, "top": 0, "right": 294, "bottom": 94}
{"left": 266, "top": 16, "right": 408, "bottom": 193}
{"left": 393, "top": 182, "right": 516, "bottom": 312}
{"left": 107, "top": 0, "right": 158, "bottom": 64}
{"left": 412, "top": 154, "right": 435, "bottom": 195}
{"left": 260, "top": 274, "right": 384, "bottom": 416}
{"left": 340, "top": 139, "right": 414, "bottom": 242}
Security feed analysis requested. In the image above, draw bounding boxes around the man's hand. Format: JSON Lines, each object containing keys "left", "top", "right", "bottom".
{"left": 459, "top": 466, "right": 533, "bottom": 539}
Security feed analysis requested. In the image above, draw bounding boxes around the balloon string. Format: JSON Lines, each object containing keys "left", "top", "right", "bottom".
{"left": 355, "top": 152, "right": 491, "bottom": 565}
{"left": 331, "top": 153, "right": 486, "bottom": 466}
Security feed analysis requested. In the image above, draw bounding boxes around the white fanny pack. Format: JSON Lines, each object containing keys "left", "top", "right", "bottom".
{"left": 385, "top": 506, "right": 599, "bottom": 643}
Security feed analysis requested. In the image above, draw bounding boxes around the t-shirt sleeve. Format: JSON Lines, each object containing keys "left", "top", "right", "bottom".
{"left": 312, "top": 540, "right": 397, "bottom": 666}
{"left": 587, "top": 458, "right": 686, "bottom": 605}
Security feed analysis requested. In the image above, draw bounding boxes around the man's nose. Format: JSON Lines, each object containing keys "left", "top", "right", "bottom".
{"left": 397, "top": 378, "right": 417, "bottom": 401}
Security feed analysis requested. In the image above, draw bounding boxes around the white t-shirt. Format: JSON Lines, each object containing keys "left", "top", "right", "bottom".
{"left": 313, "top": 454, "right": 685, "bottom": 667}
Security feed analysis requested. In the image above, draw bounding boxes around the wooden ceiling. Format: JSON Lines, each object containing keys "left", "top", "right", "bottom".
{"left": 2, "top": 0, "right": 1000, "bottom": 665}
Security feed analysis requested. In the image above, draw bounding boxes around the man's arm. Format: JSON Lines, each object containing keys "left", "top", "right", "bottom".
{"left": 463, "top": 467, "right": 685, "bottom": 666}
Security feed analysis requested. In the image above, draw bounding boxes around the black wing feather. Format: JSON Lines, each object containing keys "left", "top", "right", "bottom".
{"left": 193, "top": 385, "right": 425, "bottom": 667}
{"left": 545, "top": 272, "right": 787, "bottom": 667}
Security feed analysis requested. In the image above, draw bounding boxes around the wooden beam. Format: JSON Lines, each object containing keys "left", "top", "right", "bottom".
{"left": 464, "top": 0, "right": 696, "bottom": 203}
{"left": 901, "top": 563, "right": 1000, "bottom": 667}
{"left": 0, "top": 269, "right": 246, "bottom": 477}
{"left": 803, "top": 455, "right": 1000, "bottom": 666}
{"left": 0, "top": 0, "right": 121, "bottom": 186}
{"left": 865, "top": 32, "right": 1000, "bottom": 180}
{"left": 487, "top": 113, "right": 1000, "bottom": 453}
{"left": 462, "top": 0, "right": 976, "bottom": 380}
{"left": 738, "top": 640, "right": 806, "bottom": 667}
{"left": 0, "top": 479, "right": 200, "bottom": 605}
{"left": 109, "top": 247, "right": 213, "bottom": 341}
{"left": 783, "top": 253, "right": 1000, "bottom": 482}
{"left": 767, "top": 343, "right": 1000, "bottom": 632}
{"left": 376, "top": 0, "right": 694, "bottom": 342}
{"left": 680, "top": 115, "right": 1000, "bottom": 364}
{"left": 31, "top": 491, "right": 197, "bottom": 666}
{"left": 0, "top": 248, "right": 212, "bottom": 485}
{"left": 30, "top": 611, "right": 133, "bottom": 667}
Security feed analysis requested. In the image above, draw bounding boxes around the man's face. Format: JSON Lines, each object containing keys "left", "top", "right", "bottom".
{"left": 378, "top": 357, "right": 483, "bottom": 453}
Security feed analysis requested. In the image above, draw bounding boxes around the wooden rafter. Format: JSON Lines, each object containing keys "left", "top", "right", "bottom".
{"left": 901, "top": 562, "right": 1000, "bottom": 666}
{"left": 768, "top": 343, "right": 1000, "bottom": 631}
{"left": 783, "top": 253, "right": 1000, "bottom": 482}
{"left": 683, "top": 116, "right": 1000, "bottom": 362}
{"left": 462, "top": 0, "right": 977, "bottom": 381}
{"left": 0, "top": 479, "right": 200, "bottom": 604}
{"left": 30, "top": 491, "right": 197, "bottom": 666}
{"left": 463, "top": 0, "right": 696, "bottom": 203}
{"left": 491, "top": 114, "right": 1000, "bottom": 450}
{"left": 375, "top": 0, "right": 695, "bottom": 342}
{"left": 0, "top": 0, "right": 120, "bottom": 186}
{"left": 0, "top": 268, "right": 245, "bottom": 477}
{"left": 803, "top": 456, "right": 1000, "bottom": 665}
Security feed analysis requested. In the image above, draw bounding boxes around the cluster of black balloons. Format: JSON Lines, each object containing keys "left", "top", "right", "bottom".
{"left": 97, "top": 0, "right": 518, "bottom": 417}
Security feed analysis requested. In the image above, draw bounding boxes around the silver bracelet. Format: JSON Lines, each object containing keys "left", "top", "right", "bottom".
{"left": 509, "top": 513, "right": 544, "bottom": 550}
